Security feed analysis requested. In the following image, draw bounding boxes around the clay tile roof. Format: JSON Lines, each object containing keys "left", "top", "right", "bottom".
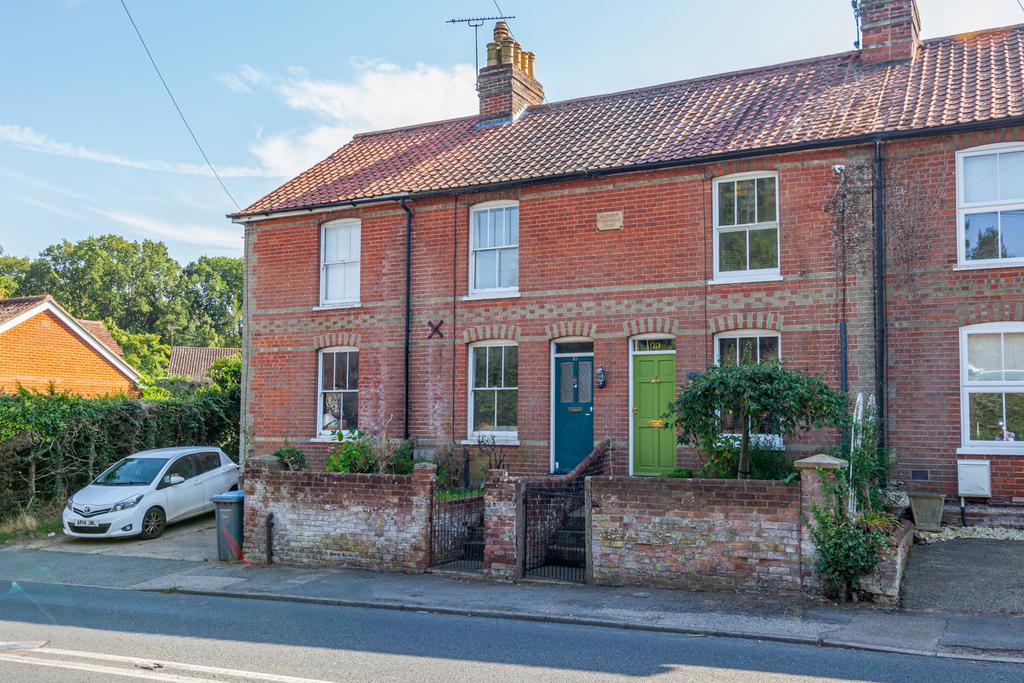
{"left": 0, "top": 294, "right": 50, "bottom": 325}
{"left": 236, "top": 25, "right": 1024, "bottom": 218}
{"left": 76, "top": 319, "right": 124, "bottom": 358}
{"left": 168, "top": 346, "right": 240, "bottom": 382}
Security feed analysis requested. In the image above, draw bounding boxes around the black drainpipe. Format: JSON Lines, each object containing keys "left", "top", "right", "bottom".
{"left": 873, "top": 140, "right": 887, "bottom": 447}
{"left": 401, "top": 199, "right": 414, "bottom": 440}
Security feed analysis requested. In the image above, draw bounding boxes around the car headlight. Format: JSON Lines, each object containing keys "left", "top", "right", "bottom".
{"left": 66, "top": 497, "right": 74, "bottom": 511}
{"left": 111, "top": 494, "right": 144, "bottom": 512}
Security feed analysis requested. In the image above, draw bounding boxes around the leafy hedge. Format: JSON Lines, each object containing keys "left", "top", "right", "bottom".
{"left": 0, "top": 386, "right": 239, "bottom": 520}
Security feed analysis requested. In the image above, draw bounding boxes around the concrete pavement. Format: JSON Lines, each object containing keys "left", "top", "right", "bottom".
{"left": 3, "top": 580, "right": 1023, "bottom": 682}
{"left": 1, "top": 545, "right": 1023, "bottom": 664}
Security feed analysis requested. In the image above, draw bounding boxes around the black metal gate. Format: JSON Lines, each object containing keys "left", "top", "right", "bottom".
{"left": 429, "top": 493, "right": 485, "bottom": 572}
{"left": 524, "top": 487, "right": 586, "bottom": 583}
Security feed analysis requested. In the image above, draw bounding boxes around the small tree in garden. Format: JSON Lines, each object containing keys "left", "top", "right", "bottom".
{"left": 665, "top": 362, "right": 846, "bottom": 479}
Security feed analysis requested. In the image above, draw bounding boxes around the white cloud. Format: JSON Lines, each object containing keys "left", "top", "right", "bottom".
{"left": 90, "top": 207, "right": 242, "bottom": 250}
{"left": 238, "top": 60, "right": 477, "bottom": 177}
{"left": 2, "top": 192, "right": 85, "bottom": 221}
{"left": 0, "top": 124, "right": 272, "bottom": 178}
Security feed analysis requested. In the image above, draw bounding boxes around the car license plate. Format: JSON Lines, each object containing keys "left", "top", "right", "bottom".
{"left": 74, "top": 519, "right": 100, "bottom": 527}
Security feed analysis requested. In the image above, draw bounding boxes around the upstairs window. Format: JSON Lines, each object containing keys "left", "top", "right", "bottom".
{"left": 470, "top": 201, "right": 519, "bottom": 295}
{"left": 713, "top": 173, "right": 780, "bottom": 282}
{"left": 469, "top": 341, "right": 518, "bottom": 437}
{"left": 958, "top": 144, "right": 1024, "bottom": 267}
{"left": 318, "top": 347, "right": 358, "bottom": 436}
{"left": 320, "top": 219, "right": 360, "bottom": 306}
{"left": 960, "top": 323, "right": 1024, "bottom": 450}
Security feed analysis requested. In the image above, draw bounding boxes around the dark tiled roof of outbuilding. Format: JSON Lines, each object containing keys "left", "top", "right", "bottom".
{"left": 0, "top": 294, "right": 49, "bottom": 325}
{"left": 168, "top": 346, "right": 240, "bottom": 382}
{"left": 237, "top": 26, "right": 1024, "bottom": 217}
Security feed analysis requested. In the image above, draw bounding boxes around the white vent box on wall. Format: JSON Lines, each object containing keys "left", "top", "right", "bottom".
{"left": 957, "top": 459, "right": 992, "bottom": 497}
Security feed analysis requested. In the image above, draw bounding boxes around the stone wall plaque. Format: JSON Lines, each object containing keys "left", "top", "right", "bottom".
{"left": 596, "top": 210, "right": 624, "bottom": 231}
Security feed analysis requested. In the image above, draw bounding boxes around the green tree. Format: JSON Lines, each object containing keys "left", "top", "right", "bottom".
{"left": 105, "top": 320, "right": 171, "bottom": 379}
{"left": 203, "top": 353, "right": 241, "bottom": 393}
{"left": 666, "top": 362, "right": 846, "bottom": 479}
{"left": 0, "top": 245, "right": 30, "bottom": 298}
{"left": 180, "top": 256, "right": 243, "bottom": 346}
{"left": 18, "top": 235, "right": 187, "bottom": 341}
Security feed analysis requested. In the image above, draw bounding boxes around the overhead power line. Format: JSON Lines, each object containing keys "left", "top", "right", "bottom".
{"left": 118, "top": 0, "right": 241, "bottom": 211}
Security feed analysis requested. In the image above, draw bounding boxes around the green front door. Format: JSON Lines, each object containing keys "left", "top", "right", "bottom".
{"left": 632, "top": 353, "right": 677, "bottom": 475}
{"left": 554, "top": 355, "right": 594, "bottom": 473}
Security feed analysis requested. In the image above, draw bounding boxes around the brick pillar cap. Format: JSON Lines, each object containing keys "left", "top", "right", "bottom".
{"left": 794, "top": 454, "right": 847, "bottom": 470}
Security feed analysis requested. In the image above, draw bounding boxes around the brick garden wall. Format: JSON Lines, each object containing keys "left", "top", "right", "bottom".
{"left": 242, "top": 462, "right": 434, "bottom": 571}
{"left": 588, "top": 476, "right": 803, "bottom": 593}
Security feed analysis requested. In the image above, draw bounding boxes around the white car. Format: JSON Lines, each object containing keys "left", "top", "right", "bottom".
{"left": 63, "top": 447, "right": 240, "bottom": 540}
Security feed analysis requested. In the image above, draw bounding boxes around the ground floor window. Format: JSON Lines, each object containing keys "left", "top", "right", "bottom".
{"left": 469, "top": 341, "right": 518, "bottom": 438}
{"left": 961, "top": 323, "right": 1024, "bottom": 449}
{"left": 319, "top": 347, "right": 358, "bottom": 436}
{"left": 714, "top": 330, "right": 782, "bottom": 445}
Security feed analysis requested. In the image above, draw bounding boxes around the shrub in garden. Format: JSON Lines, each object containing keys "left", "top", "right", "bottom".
{"left": 0, "top": 383, "right": 240, "bottom": 520}
{"left": 666, "top": 361, "right": 846, "bottom": 479}
{"left": 272, "top": 442, "right": 307, "bottom": 471}
{"left": 323, "top": 428, "right": 414, "bottom": 475}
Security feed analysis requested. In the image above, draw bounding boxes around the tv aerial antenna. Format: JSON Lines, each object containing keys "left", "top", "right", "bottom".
{"left": 446, "top": 14, "right": 516, "bottom": 76}
{"left": 850, "top": 1, "right": 863, "bottom": 49}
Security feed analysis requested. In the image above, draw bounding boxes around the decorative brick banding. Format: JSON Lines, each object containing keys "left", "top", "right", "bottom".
{"left": 462, "top": 324, "right": 521, "bottom": 344}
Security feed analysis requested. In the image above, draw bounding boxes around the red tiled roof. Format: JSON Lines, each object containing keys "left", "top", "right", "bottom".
{"left": 237, "top": 26, "right": 1024, "bottom": 217}
{"left": 77, "top": 319, "right": 124, "bottom": 358}
{"left": 168, "top": 346, "right": 240, "bottom": 382}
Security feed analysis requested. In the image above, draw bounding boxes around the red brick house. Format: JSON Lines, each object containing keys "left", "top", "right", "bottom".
{"left": 0, "top": 295, "right": 140, "bottom": 397}
{"left": 232, "top": 0, "right": 1024, "bottom": 509}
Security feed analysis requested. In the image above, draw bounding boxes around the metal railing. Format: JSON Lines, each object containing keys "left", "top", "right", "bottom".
{"left": 429, "top": 492, "right": 485, "bottom": 572}
{"left": 524, "top": 487, "right": 586, "bottom": 583}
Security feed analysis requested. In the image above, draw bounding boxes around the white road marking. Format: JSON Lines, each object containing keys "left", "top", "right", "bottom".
{"left": 0, "top": 642, "right": 337, "bottom": 682}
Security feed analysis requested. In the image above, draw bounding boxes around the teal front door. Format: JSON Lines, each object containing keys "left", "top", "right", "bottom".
{"left": 554, "top": 355, "right": 594, "bottom": 473}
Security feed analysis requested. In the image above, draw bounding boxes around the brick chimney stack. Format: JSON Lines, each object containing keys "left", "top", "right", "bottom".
{"left": 477, "top": 21, "right": 544, "bottom": 122}
{"left": 858, "top": 0, "right": 921, "bottom": 64}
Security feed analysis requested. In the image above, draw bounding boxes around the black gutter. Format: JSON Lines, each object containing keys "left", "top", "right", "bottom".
{"left": 227, "top": 116, "right": 1024, "bottom": 220}
{"left": 401, "top": 199, "right": 414, "bottom": 441}
{"left": 873, "top": 140, "right": 887, "bottom": 447}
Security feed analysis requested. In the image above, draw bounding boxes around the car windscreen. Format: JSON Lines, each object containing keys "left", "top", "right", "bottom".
{"left": 93, "top": 458, "right": 169, "bottom": 486}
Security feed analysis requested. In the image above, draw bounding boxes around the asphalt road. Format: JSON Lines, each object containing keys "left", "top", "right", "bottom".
{"left": 1, "top": 580, "right": 1021, "bottom": 682}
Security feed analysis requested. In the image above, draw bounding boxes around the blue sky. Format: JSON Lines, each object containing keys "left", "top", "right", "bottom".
{"left": 2, "top": 0, "right": 1022, "bottom": 264}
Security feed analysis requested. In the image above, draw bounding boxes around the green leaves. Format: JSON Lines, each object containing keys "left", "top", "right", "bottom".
{"left": 665, "top": 361, "right": 846, "bottom": 478}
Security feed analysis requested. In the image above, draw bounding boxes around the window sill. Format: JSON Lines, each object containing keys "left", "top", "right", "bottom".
{"left": 460, "top": 436, "right": 520, "bottom": 446}
{"left": 953, "top": 262, "right": 1024, "bottom": 272}
{"left": 708, "top": 274, "right": 783, "bottom": 286}
{"left": 462, "top": 291, "right": 520, "bottom": 302}
{"left": 957, "top": 446, "right": 1024, "bottom": 456}
{"left": 314, "top": 302, "right": 361, "bottom": 311}
{"left": 310, "top": 432, "right": 358, "bottom": 444}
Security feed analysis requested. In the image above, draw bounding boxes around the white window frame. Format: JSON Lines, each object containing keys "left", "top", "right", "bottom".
{"left": 958, "top": 322, "right": 1024, "bottom": 455}
{"left": 468, "top": 200, "right": 520, "bottom": 298}
{"left": 319, "top": 219, "right": 361, "bottom": 307}
{"left": 315, "top": 346, "right": 359, "bottom": 441}
{"left": 711, "top": 171, "right": 782, "bottom": 285}
{"left": 714, "top": 329, "right": 783, "bottom": 449}
{"left": 467, "top": 340, "right": 519, "bottom": 443}
{"left": 956, "top": 142, "right": 1024, "bottom": 270}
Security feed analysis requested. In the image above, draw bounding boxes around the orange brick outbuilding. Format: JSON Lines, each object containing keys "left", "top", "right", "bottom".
{"left": 0, "top": 295, "right": 140, "bottom": 397}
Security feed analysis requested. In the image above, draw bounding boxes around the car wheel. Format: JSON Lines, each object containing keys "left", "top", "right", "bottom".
{"left": 140, "top": 507, "right": 166, "bottom": 540}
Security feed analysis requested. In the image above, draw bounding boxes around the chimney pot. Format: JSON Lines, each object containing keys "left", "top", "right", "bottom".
{"left": 500, "top": 37, "right": 515, "bottom": 64}
{"left": 477, "top": 22, "right": 545, "bottom": 122}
